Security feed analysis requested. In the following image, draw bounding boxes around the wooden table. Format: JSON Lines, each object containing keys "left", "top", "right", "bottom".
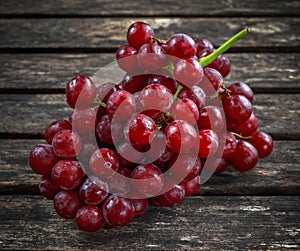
{"left": 0, "top": 1, "right": 299, "bottom": 250}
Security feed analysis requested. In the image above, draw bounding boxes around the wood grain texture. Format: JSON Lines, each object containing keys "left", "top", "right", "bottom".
{"left": 0, "top": 195, "right": 299, "bottom": 250}
{"left": 0, "top": 139, "right": 299, "bottom": 195}
{"left": 0, "top": 18, "right": 299, "bottom": 49}
{"left": 1, "top": 53, "right": 299, "bottom": 92}
{"left": 0, "top": 0, "right": 299, "bottom": 16}
{"left": 0, "top": 94, "right": 299, "bottom": 139}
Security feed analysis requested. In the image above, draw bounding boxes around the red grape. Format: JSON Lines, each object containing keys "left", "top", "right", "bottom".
{"left": 125, "top": 113, "right": 156, "bottom": 147}
{"left": 44, "top": 120, "right": 71, "bottom": 144}
{"left": 165, "top": 120, "right": 198, "bottom": 154}
{"left": 229, "top": 140, "right": 258, "bottom": 171}
{"left": 66, "top": 75, "right": 96, "bottom": 109}
{"left": 102, "top": 195, "right": 134, "bottom": 227}
{"left": 131, "top": 163, "right": 164, "bottom": 197}
{"left": 52, "top": 129, "right": 82, "bottom": 159}
{"left": 127, "top": 22, "right": 155, "bottom": 49}
{"left": 167, "top": 33, "right": 196, "bottom": 59}
{"left": 51, "top": 160, "right": 85, "bottom": 190}
{"left": 53, "top": 190, "right": 83, "bottom": 219}
{"left": 249, "top": 131, "right": 273, "bottom": 158}
{"left": 76, "top": 205, "right": 104, "bottom": 232}
{"left": 106, "top": 90, "right": 136, "bottom": 121}
{"left": 89, "top": 148, "right": 119, "bottom": 179}
{"left": 29, "top": 144, "right": 59, "bottom": 176}
{"left": 222, "top": 95, "right": 252, "bottom": 124}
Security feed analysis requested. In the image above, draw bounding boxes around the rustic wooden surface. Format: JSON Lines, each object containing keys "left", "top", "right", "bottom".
{"left": 0, "top": 0, "right": 299, "bottom": 250}
{"left": 1, "top": 0, "right": 299, "bottom": 16}
{"left": 1, "top": 196, "right": 299, "bottom": 250}
{"left": 1, "top": 18, "right": 299, "bottom": 50}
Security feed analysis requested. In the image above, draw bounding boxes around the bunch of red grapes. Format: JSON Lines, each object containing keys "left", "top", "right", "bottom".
{"left": 29, "top": 22, "right": 273, "bottom": 232}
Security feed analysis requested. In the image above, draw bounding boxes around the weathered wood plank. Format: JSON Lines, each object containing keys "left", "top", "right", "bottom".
{"left": 0, "top": 139, "right": 299, "bottom": 195}
{"left": 1, "top": 53, "right": 299, "bottom": 92}
{"left": 0, "top": 18, "right": 299, "bottom": 49}
{"left": 0, "top": 0, "right": 299, "bottom": 16}
{"left": 0, "top": 195, "right": 299, "bottom": 250}
{"left": 0, "top": 94, "right": 298, "bottom": 139}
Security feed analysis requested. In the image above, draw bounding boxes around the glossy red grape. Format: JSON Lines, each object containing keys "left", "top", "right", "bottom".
{"left": 131, "top": 163, "right": 164, "bottom": 197}
{"left": 165, "top": 120, "right": 198, "bottom": 154}
{"left": 96, "top": 106, "right": 107, "bottom": 121}
{"left": 148, "top": 73, "right": 178, "bottom": 94}
{"left": 66, "top": 75, "right": 96, "bottom": 109}
{"left": 137, "top": 84, "right": 173, "bottom": 118}
{"left": 121, "top": 74, "right": 148, "bottom": 94}
{"left": 44, "top": 120, "right": 71, "bottom": 144}
{"left": 116, "top": 45, "right": 139, "bottom": 73}
{"left": 106, "top": 90, "right": 136, "bottom": 121}
{"left": 194, "top": 38, "right": 214, "bottom": 55}
{"left": 95, "top": 114, "right": 114, "bottom": 145}
{"left": 53, "top": 190, "right": 83, "bottom": 219}
{"left": 89, "top": 148, "right": 119, "bottom": 179}
{"left": 163, "top": 184, "right": 185, "bottom": 205}
{"left": 170, "top": 98, "right": 199, "bottom": 125}
{"left": 174, "top": 57, "right": 203, "bottom": 88}
{"left": 184, "top": 158, "right": 201, "bottom": 181}
{"left": 127, "top": 22, "right": 155, "bottom": 49}
{"left": 29, "top": 144, "right": 59, "bottom": 175}
{"left": 178, "top": 85, "right": 206, "bottom": 109}
{"left": 38, "top": 175, "right": 60, "bottom": 199}
{"left": 222, "top": 95, "right": 252, "bottom": 124}
{"left": 138, "top": 43, "right": 167, "bottom": 72}
{"left": 222, "top": 131, "right": 237, "bottom": 159}
{"left": 51, "top": 160, "right": 85, "bottom": 190}
{"left": 96, "top": 114, "right": 124, "bottom": 146}
{"left": 167, "top": 33, "right": 196, "bottom": 59}
{"left": 197, "top": 106, "right": 225, "bottom": 133}
{"left": 180, "top": 176, "right": 200, "bottom": 196}
{"left": 76, "top": 205, "right": 104, "bottom": 232}
{"left": 125, "top": 113, "right": 156, "bottom": 147}
{"left": 79, "top": 177, "right": 109, "bottom": 205}
{"left": 229, "top": 140, "right": 259, "bottom": 171}
{"left": 196, "top": 47, "right": 214, "bottom": 60}
{"left": 97, "top": 82, "right": 120, "bottom": 103}
{"left": 199, "top": 68, "right": 223, "bottom": 95}
{"left": 228, "top": 82, "right": 254, "bottom": 103}
{"left": 215, "top": 158, "right": 229, "bottom": 173}
{"left": 71, "top": 108, "right": 96, "bottom": 135}
{"left": 151, "top": 194, "right": 175, "bottom": 207}
{"left": 249, "top": 131, "right": 273, "bottom": 158}
{"left": 52, "top": 129, "right": 82, "bottom": 158}
{"left": 102, "top": 195, "right": 134, "bottom": 227}
{"left": 130, "top": 198, "right": 149, "bottom": 218}
{"left": 198, "top": 129, "right": 219, "bottom": 158}
{"left": 228, "top": 112, "right": 258, "bottom": 137}
{"left": 216, "top": 55, "right": 230, "bottom": 77}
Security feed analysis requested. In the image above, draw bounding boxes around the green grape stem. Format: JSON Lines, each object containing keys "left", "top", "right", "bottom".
{"left": 199, "top": 27, "right": 250, "bottom": 67}
{"left": 173, "top": 85, "right": 183, "bottom": 101}
{"left": 100, "top": 102, "right": 107, "bottom": 108}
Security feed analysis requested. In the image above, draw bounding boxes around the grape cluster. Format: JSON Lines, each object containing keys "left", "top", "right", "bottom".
{"left": 29, "top": 22, "right": 273, "bottom": 232}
